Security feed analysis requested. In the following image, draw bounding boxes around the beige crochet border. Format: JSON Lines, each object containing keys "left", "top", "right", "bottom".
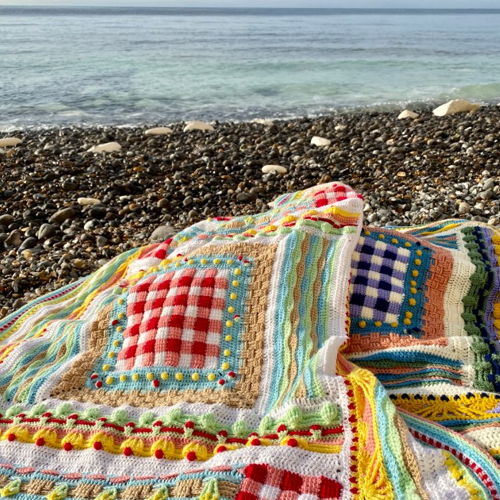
{"left": 51, "top": 242, "right": 277, "bottom": 409}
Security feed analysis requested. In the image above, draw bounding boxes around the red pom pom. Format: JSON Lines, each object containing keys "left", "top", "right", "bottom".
{"left": 186, "top": 451, "right": 197, "bottom": 461}
{"left": 63, "top": 442, "right": 73, "bottom": 451}
{"left": 35, "top": 437, "right": 45, "bottom": 447}
{"left": 218, "top": 379, "right": 225, "bottom": 386}
{"left": 95, "top": 381, "right": 103, "bottom": 388}
{"left": 152, "top": 379, "right": 160, "bottom": 388}
{"left": 287, "top": 438, "right": 298, "bottom": 447}
{"left": 277, "top": 424, "right": 287, "bottom": 433}
{"left": 217, "top": 445, "right": 228, "bottom": 453}
{"left": 154, "top": 449, "right": 164, "bottom": 459}
{"left": 123, "top": 446, "right": 133, "bottom": 456}
{"left": 7, "top": 433, "right": 16, "bottom": 442}
{"left": 184, "top": 420, "right": 195, "bottom": 429}
{"left": 93, "top": 441, "right": 103, "bottom": 450}
{"left": 250, "top": 438, "right": 261, "bottom": 446}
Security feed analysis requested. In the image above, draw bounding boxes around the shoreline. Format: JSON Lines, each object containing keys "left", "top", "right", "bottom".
{"left": 2, "top": 100, "right": 499, "bottom": 134}
{"left": 0, "top": 107, "right": 498, "bottom": 315}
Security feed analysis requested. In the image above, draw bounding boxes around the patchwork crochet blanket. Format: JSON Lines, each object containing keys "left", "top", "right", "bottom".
{"left": 0, "top": 182, "right": 498, "bottom": 499}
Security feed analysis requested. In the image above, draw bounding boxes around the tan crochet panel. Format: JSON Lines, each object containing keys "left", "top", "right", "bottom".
{"left": 51, "top": 242, "right": 277, "bottom": 409}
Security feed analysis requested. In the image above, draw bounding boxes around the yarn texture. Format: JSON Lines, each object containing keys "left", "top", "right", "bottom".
{"left": 0, "top": 182, "right": 498, "bottom": 499}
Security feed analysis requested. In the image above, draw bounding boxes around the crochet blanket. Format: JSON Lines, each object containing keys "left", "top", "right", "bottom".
{"left": 0, "top": 182, "right": 498, "bottom": 500}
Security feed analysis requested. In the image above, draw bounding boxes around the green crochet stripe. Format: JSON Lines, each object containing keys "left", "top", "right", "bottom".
{"left": 460, "top": 227, "right": 495, "bottom": 391}
{"left": 0, "top": 401, "right": 342, "bottom": 436}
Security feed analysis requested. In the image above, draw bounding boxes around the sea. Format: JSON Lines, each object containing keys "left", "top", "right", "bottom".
{"left": 0, "top": 7, "right": 499, "bottom": 130}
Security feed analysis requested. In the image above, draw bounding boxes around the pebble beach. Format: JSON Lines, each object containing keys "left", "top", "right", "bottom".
{"left": 0, "top": 106, "right": 498, "bottom": 316}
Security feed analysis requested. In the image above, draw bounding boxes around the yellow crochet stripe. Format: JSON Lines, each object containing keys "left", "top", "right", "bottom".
{"left": 389, "top": 393, "right": 500, "bottom": 421}
{"left": 416, "top": 222, "right": 463, "bottom": 236}
{"left": 442, "top": 451, "right": 486, "bottom": 499}
{"left": 0, "top": 249, "right": 143, "bottom": 363}
{"left": 345, "top": 366, "right": 394, "bottom": 500}
{"left": 0, "top": 427, "right": 341, "bottom": 460}
{"left": 0, "top": 282, "right": 83, "bottom": 345}
{"left": 395, "top": 220, "right": 463, "bottom": 234}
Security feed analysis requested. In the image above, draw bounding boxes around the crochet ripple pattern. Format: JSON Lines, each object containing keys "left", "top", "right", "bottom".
{"left": 0, "top": 182, "right": 498, "bottom": 500}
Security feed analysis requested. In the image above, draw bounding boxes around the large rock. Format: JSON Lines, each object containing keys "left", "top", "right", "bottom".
{"left": 310, "top": 136, "right": 331, "bottom": 147}
{"left": 398, "top": 110, "right": 419, "bottom": 120}
{"left": 149, "top": 224, "right": 175, "bottom": 243}
{"left": 77, "top": 197, "right": 102, "bottom": 206}
{"left": 262, "top": 164, "right": 287, "bottom": 175}
{"left": 87, "top": 142, "right": 122, "bottom": 153}
{"left": 0, "top": 137, "right": 22, "bottom": 147}
{"left": 433, "top": 99, "right": 481, "bottom": 117}
{"left": 183, "top": 121, "right": 214, "bottom": 132}
{"left": 145, "top": 127, "right": 173, "bottom": 136}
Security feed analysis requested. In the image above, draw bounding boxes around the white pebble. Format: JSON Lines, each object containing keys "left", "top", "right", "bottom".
{"left": 310, "top": 136, "right": 331, "bottom": 147}
{"left": 87, "top": 142, "right": 122, "bottom": 153}
{"left": 433, "top": 99, "right": 480, "bottom": 117}
{"left": 397, "top": 110, "right": 419, "bottom": 120}
{"left": 0, "top": 137, "right": 22, "bottom": 147}
{"left": 262, "top": 164, "right": 287, "bottom": 174}
{"left": 145, "top": 127, "right": 173, "bottom": 136}
{"left": 183, "top": 121, "right": 214, "bottom": 132}
{"left": 77, "top": 197, "right": 102, "bottom": 206}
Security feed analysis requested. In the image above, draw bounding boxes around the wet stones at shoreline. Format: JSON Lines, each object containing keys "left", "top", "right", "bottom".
{"left": 0, "top": 106, "right": 499, "bottom": 315}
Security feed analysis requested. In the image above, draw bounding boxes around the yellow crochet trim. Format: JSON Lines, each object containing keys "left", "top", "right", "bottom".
{"left": 346, "top": 367, "right": 394, "bottom": 500}
{"left": 0, "top": 427, "right": 341, "bottom": 461}
{"left": 443, "top": 451, "right": 485, "bottom": 499}
{"left": 390, "top": 393, "right": 500, "bottom": 421}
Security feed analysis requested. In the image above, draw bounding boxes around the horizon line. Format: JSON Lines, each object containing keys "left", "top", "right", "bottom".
{"left": 1, "top": 5, "right": 500, "bottom": 9}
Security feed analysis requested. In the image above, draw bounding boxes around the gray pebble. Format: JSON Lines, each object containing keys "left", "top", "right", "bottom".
{"left": 5, "top": 229, "right": 22, "bottom": 247}
{"left": 149, "top": 224, "right": 175, "bottom": 243}
{"left": 49, "top": 207, "right": 76, "bottom": 224}
{"left": 37, "top": 223, "right": 56, "bottom": 240}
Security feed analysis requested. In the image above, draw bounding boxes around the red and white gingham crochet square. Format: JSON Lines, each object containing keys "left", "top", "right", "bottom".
{"left": 236, "top": 464, "right": 343, "bottom": 500}
{"left": 116, "top": 267, "right": 228, "bottom": 371}
{"left": 313, "top": 183, "right": 362, "bottom": 208}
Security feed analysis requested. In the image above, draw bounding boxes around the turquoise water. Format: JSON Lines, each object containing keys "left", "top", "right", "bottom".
{"left": 0, "top": 7, "right": 499, "bottom": 129}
